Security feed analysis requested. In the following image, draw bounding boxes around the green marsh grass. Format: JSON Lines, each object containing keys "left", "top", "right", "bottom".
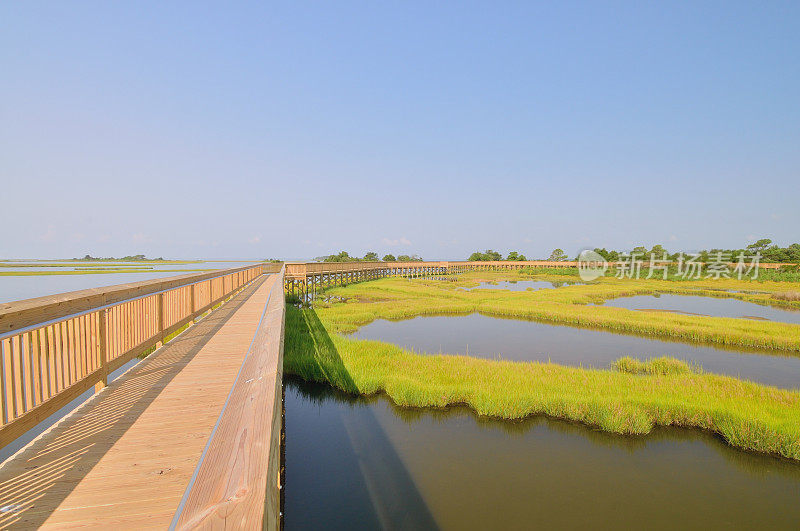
{"left": 312, "top": 273, "right": 800, "bottom": 353}
{"left": 773, "top": 291, "right": 800, "bottom": 302}
{"left": 612, "top": 356, "right": 698, "bottom": 375}
{"left": 520, "top": 265, "right": 800, "bottom": 283}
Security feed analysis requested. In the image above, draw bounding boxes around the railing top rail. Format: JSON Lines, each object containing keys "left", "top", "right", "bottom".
{"left": 286, "top": 260, "right": 580, "bottom": 269}
{"left": 172, "top": 266, "right": 285, "bottom": 528}
{"left": 449, "top": 260, "right": 581, "bottom": 266}
{"left": 0, "top": 263, "right": 280, "bottom": 335}
{"left": 281, "top": 259, "right": 795, "bottom": 267}
{"left": 277, "top": 259, "right": 795, "bottom": 281}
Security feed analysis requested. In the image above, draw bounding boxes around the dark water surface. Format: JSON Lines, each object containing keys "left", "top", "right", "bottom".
{"left": 284, "top": 378, "right": 800, "bottom": 530}
{"left": 462, "top": 280, "right": 583, "bottom": 291}
{"left": 351, "top": 314, "right": 800, "bottom": 389}
{"left": 602, "top": 293, "right": 800, "bottom": 325}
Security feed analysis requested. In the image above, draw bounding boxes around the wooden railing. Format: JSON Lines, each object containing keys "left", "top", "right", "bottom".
{"left": 173, "top": 266, "right": 285, "bottom": 529}
{"left": 285, "top": 259, "right": 794, "bottom": 279}
{"left": 284, "top": 260, "right": 578, "bottom": 279}
{"left": 0, "top": 264, "right": 277, "bottom": 449}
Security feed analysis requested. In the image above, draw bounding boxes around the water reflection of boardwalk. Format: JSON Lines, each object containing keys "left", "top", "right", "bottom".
{"left": 0, "top": 274, "right": 282, "bottom": 529}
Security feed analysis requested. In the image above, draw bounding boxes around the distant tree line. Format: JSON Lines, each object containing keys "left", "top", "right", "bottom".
{"left": 73, "top": 254, "right": 165, "bottom": 261}
{"left": 466, "top": 249, "right": 574, "bottom": 261}
{"left": 467, "top": 250, "right": 528, "bottom": 261}
{"left": 591, "top": 239, "right": 800, "bottom": 263}
{"left": 315, "top": 251, "right": 423, "bottom": 262}
{"left": 466, "top": 239, "right": 800, "bottom": 264}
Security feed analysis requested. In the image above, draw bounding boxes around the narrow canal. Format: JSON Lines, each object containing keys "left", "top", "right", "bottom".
{"left": 461, "top": 280, "right": 584, "bottom": 291}
{"left": 351, "top": 314, "right": 800, "bottom": 389}
{"left": 600, "top": 293, "right": 800, "bottom": 324}
{"left": 284, "top": 377, "right": 800, "bottom": 530}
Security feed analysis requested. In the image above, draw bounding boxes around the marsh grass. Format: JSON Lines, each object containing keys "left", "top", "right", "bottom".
{"left": 285, "top": 293, "right": 303, "bottom": 304}
{"left": 520, "top": 266, "right": 800, "bottom": 283}
{"left": 519, "top": 266, "right": 581, "bottom": 278}
{"left": 0, "top": 264, "right": 149, "bottom": 269}
{"left": 612, "top": 356, "right": 698, "bottom": 375}
{"left": 313, "top": 274, "right": 800, "bottom": 353}
{"left": 773, "top": 291, "right": 800, "bottom": 302}
{"left": 284, "top": 305, "right": 800, "bottom": 460}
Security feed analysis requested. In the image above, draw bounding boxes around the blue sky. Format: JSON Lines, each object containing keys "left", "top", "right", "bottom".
{"left": 1, "top": 1, "right": 798, "bottom": 260}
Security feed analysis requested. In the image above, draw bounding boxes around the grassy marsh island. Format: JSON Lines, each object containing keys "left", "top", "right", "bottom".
{"left": 302, "top": 271, "right": 800, "bottom": 351}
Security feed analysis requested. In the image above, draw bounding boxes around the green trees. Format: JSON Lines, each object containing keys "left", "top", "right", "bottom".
{"left": 649, "top": 244, "right": 667, "bottom": 258}
{"left": 320, "top": 251, "right": 354, "bottom": 262}
{"left": 465, "top": 250, "right": 527, "bottom": 261}
{"left": 587, "top": 239, "right": 800, "bottom": 264}
{"left": 592, "top": 248, "right": 620, "bottom": 262}
{"left": 548, "top": 249, "right": 568, "bottom": 261}
{"left": 468, "top": 250, "right": 503, "bottom": 261}
{"left": 761, "top": 243, "right": 800, "bottom": 262}
{"left": 484, "top": 250, "right": 502, "bottom": 260}
{"left": 463, "top": 250, "right": 538, "bottom": 261}
{"left": 747, "top": 239, "right": 773, "bottom": 253}
{"left": 319, "top": 251, "right": 421, "bottom": 262}
{"left": 318, "top": 239, "right": 799, "bottom": 265}
{"left": 742, "top": 239, "right": 800, "bottom": 262}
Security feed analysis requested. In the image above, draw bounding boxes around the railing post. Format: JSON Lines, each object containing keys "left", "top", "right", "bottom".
{"left": 157, "top": 292, "right": 165, "bottom": 348}
{"left": 190, "top": 283, "right": 196, "bottom": 320}
{"left": 95, "top": 309, "right": 108, "bottom": 392}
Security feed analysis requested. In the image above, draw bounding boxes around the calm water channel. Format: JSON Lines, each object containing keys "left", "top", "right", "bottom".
{"left": 351, "top": 314, "right": 800, "bottom": 389}
{"left": 601, "top": 293, "right": 800, "bottom": 325}
{"left": 462, "top": 280, "right": 583, "bottom": 291}
{"left": 285, "top": 377, "right": 800, "bottom": 530}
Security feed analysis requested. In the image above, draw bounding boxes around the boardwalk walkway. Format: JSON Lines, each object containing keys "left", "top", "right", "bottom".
{"left": 0, "top": 274, "right": 277, "bottom": 529}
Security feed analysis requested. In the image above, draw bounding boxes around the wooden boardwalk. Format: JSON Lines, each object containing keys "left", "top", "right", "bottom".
{"left": 1, "top": 258, "right": 793, "bottom": 528}
{"left": 0, "top": 273, "right": 279, "bottom": 529}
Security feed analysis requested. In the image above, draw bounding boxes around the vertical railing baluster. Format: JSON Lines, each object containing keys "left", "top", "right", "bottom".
{"left": 78, "top": 315, "right": 87, "bottom": 382}
{"left": 31, "top": 330, "right": 42, "bottom": 406}
{"left": 11, "top": 336, "right": 23, "bottom": 418}
{"left": 55, "top": 321, "right": 64, "bottom": 392}
{"left": 22, "top": 333, "right": 34, "bottom": 412}
{"left": 1, "top": 338, "right": 9, "bottom": 425}
{"left": 67, "top": 319, "right": 75, "bottom": 386}
{"left": 96, "top": 310, "right": 108, "bottom": 392}
{"left": 157, "top": 292, "right": 165, "bottom": 348}
{"left": 45, "top": 326, "right": 55, "bottom": 401}
{"left": 190, "top": 282, "right": 196, "bottom": 320}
